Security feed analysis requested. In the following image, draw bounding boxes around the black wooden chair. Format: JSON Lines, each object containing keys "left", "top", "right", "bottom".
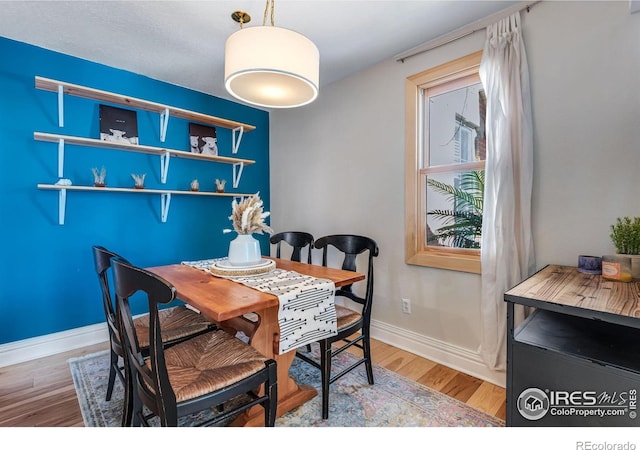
{"left": 111, "top": 256, "right": 277, "bottom": 427}
{"left": 296, "top": 234, "right": 379, "bottom": 419}
{"left": 270, "top": 231, "right": 314, "bottom": 263}
{"left": 92, "top": 245, "right": 216, "bottom": 425}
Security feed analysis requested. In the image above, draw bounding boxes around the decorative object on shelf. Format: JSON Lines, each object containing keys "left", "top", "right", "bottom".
{"left": 610, "top": 216, "right": 640, "bottom": 279}
{"left": 55, "top": 178, "right": 72, "bottom": 186}
{"left": 190, "top": 179, "right": 200, "bottom": 192}
{"left": 35, "top": 131, "right": 256, "bottom": 189}
{"left": 34, "top": 76, "right": 258, "bottom": 226}
{"left": 224, "top": 193, "right": 273, "bottom": 266}
{"left": 215, "top": 178, "right": 226, "bottom": 193}
{"left": 602, "top": 255, "right": 633, "bottom": 282}
{"left": 99, "top": 105, "right": 139, "bottom": 145}
{"left": 131, "top": 173, "right": 146, "bottom": 189}
{"left": 189, "top": 123, "right": 218, "bottom": 156}
{"left": 224, "top": 0, "right": 319, "bottom": 109}
{"left": 577, "top": 255, "right": 602, "bottom": 275}
{"left": 91, "top": 167, "right": 107, "bottom": 187}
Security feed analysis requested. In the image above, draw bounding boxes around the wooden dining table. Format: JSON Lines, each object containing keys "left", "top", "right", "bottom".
{"left": 146, "top": 257, "right": 364, "bottom": 426}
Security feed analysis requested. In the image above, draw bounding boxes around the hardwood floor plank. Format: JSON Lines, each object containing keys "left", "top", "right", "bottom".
{"left": 494, "top": 400, "right": 506, "bottom": 421}
{"left": 0, "top": 377, "right": 34, "bottom": 398}
{"left": 0, "top": 382, "right": 77, "bottom": 416}
{"left": 0, "top": 343, "right": 106, "bottom": 426}
{"left": 0, "top": 339, "right": 505, "bottom": 426}
{"left": 440, "top": 372, "right": 483, "bottom": 403}
{"left": 466, "top": 381, "right": 507, "bottom": 417}
{"left": 1, "top": 396, "right": 83, "bottom": 427}
{"left": 375, "top": 347, "right": 420, "bottom": 372}
{"left": 393, "top": 355, "right": 438, "bottom": 381}
{"left": 416, "top": 364, "right": 459, "bottom": 391}
{"left": 369, "top": 340, "right": 399, "bottom": 364}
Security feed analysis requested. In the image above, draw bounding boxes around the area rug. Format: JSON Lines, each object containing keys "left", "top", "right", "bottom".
{"left": 68, "top": 347, "right": 503, "bottom": 427}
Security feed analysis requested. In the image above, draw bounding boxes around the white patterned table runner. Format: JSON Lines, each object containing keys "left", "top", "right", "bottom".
{"left": 182, "top": 258, "right": 337, "bottom": 354}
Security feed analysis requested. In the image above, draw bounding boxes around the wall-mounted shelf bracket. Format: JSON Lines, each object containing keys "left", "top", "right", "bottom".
{"left": 160, "top": 151, "right": 170, "bottom": 184}
{"left": 159, "top": 108, "right": 170, "bottom": 142}
{"left": 57, "top": 138, "right": 65, "bottom": 178}
{"left": 232, "top": 162, "right": 244, "bottom": 188}
{"left": 233, "top": 195, "right": 252, "bottom": 204}
{"left": 58, "top": 188, "right": 67, "bottom": 225}
{"left": 232, "top": 126, "right": 244, "bottom": 154}
{"left": 161, "top": 192, "right": 172, "bottom": 223}
{"left": 57, "top": 84, "right": 64, "bottom": 127}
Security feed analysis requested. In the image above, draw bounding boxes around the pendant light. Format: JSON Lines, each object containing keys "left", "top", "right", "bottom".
{"left": 224, "top": 0, "right": 319, "bottom": 108}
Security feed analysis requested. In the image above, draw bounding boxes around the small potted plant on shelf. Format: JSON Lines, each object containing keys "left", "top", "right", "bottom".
{"left": 131, "top": 173, "right": 146, "bottom": 189}
{"left": 215, "top": 178, "right": 226, "bottom": 193}
{"left": 190, "top": 179, "right": 200, "bottom": 192}
{"left": 91, "top": 167, "right": 106, "bottom": 187}
{"left": 610, "top": 216, "right": 640, "bottom": 278}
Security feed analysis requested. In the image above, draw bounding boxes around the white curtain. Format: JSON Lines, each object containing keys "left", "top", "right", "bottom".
{"left": 479, "top": 12, "right": 535, "bottom": 371}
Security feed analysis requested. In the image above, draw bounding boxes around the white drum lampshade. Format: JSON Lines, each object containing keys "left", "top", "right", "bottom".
{"left": 225, "top": 26, "right": 319, "bottom": 109}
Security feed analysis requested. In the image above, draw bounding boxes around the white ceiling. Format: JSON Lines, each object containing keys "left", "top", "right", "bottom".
{"left": 0, "top": 0, "right": 519, "bottom": 104}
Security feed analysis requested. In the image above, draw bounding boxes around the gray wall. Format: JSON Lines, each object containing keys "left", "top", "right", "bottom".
{"left": 269, "top": 1, "right": 640, "bottom": 385}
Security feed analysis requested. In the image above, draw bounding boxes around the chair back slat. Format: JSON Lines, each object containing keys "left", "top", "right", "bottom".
{"left": 111, "top": 256, "right": 178, "bottom": 422}
{"left": 92, "top": 246, "right": 131, "bottom": 339}
{"left": 270, "top": 231, "right": 314, "bottom": 263}
{"left": 314, "top": 234, "right": 378, "bottom": 309}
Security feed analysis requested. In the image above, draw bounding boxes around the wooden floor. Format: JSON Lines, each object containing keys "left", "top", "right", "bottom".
{"left": 0, "top": 338, "right": 506, "bottom": 426}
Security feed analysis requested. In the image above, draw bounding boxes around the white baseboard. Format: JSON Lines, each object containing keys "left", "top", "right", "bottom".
{"left": 371, "top": 319, "right": 506, "bottom": 388}
{"left": 1, "top": 319, "right": 506, "bottom": 388}
{"left": 0, "top": 323, "right": 109, "bottom": 368}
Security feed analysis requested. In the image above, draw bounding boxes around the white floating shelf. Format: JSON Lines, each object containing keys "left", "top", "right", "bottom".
{"left": 34, "top": 132, "right": 254, "bottom": 184}
{"left": 35, "top": 76, "right": 256, "bottom": 132}
{"left": 37, "top": 184, "right": 252, "bottom": 224}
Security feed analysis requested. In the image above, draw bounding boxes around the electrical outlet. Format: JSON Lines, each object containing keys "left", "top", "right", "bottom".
{"left": 401, "top": 298, "right": 412, "bottom": 314}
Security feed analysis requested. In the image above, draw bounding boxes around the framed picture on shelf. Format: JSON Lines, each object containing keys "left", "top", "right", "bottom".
{"left": 189, "top": 122, "right": 218, "bottom": 156}
{"left": 99, "top": 105, "right": 139, "bottom": 145}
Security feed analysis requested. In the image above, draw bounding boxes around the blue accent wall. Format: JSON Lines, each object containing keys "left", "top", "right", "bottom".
{"left": 0, "top": 37, "right": 270, "bottom": 344}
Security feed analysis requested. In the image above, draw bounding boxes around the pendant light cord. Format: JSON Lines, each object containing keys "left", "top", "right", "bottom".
{"left": 263, "top": 0, "right": 275, "bottom": 26}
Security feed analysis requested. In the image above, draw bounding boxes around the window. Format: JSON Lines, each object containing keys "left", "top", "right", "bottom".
{"left": 405, "top": 51, "right": 485, "bottom": 273}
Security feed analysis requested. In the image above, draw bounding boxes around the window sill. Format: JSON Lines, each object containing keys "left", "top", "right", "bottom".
{"left": 406, "top": 249, "right": 481, "bottom": 274}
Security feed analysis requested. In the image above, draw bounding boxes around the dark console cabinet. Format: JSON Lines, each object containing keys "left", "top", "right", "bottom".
{"left": 505, "top": 265, "right": 640, "bottom": 427}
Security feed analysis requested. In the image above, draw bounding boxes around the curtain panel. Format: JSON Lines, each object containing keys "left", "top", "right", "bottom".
{"left": 479, "top": 12, "right": 535, "bottom": 371}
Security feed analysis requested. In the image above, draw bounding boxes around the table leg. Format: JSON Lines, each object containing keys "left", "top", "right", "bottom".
{"left": 226, "top": 306, "right": 317, "bottom": 426}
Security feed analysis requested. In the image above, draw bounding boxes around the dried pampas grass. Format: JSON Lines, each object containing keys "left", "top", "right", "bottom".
{"left": 228, "top": 192, "right": 273, "bottom": 235}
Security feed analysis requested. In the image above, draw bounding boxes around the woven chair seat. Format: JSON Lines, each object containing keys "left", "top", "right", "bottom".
{"left": 133, "top": 306, "right": 212, "bottom": 349}
{"left": 335, "top": 304, "right": 361, "bottom": 330}
{"left": 145, "top": 330, "right": 268, "bottom": 403}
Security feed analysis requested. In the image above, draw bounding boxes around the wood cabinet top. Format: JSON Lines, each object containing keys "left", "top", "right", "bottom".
{"left": 505, "top": 264, "right": 640, "bottom": 321}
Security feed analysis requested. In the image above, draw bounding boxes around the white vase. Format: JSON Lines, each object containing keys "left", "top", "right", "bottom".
{"left": 228, "top": 234, "right": 262, "bottom": 266}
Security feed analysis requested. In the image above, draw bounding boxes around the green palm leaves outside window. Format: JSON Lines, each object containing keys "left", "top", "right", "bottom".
{"left": 427, "top": 170, "right": 484, "bottom": 249}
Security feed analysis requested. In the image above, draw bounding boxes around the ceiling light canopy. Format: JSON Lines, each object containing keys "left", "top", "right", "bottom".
{"left": 224, "top": 1, "right": 319, "bottom": 109}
